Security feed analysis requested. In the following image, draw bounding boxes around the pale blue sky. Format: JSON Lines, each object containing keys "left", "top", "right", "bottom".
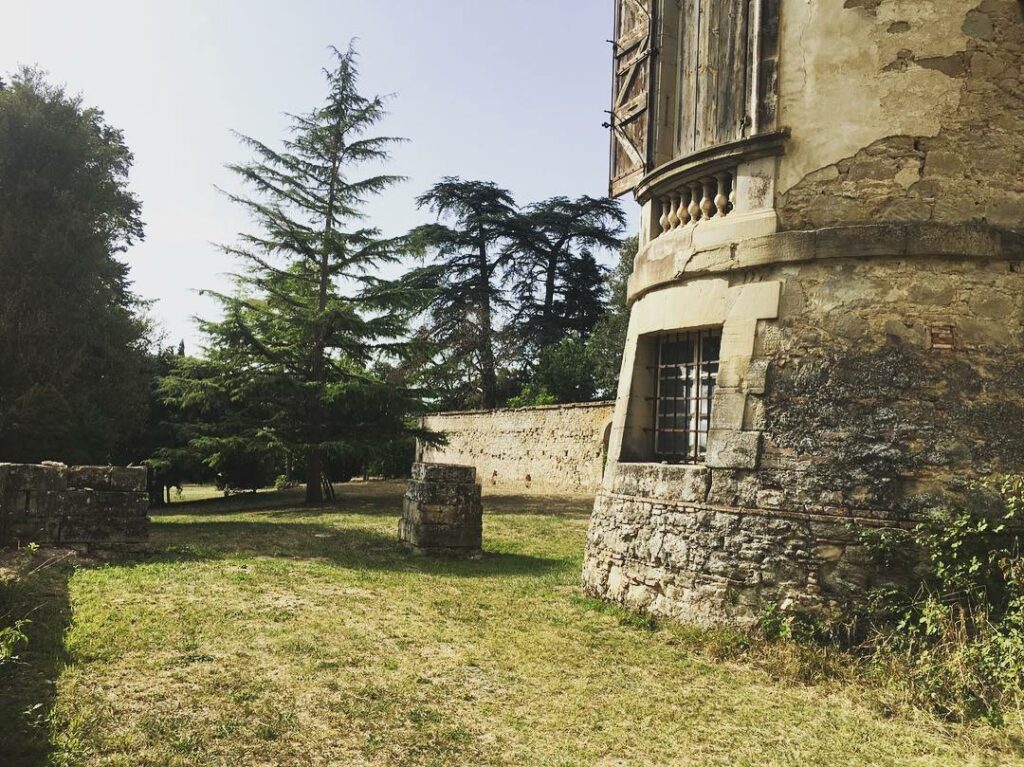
{"left": 2, "top": 0, "right": 634, "bottom": 350}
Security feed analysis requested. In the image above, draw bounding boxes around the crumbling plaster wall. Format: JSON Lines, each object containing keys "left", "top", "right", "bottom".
{"left": 419, "top": 402, "right": 614, "bottom": 494}
{"left": 777, "top": 0, "right": 1024, "bottom": 229}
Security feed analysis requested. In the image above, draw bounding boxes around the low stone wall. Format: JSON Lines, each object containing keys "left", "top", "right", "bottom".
{"left": 418, "top": 402, "right": 615, "bottom": 494}
{"left": 0, "top": 463, "right": 149, "bottom": 548}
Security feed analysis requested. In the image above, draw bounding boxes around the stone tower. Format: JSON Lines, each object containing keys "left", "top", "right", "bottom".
{"left": 583, "top": 0, "right": 1024, "bottom": 624}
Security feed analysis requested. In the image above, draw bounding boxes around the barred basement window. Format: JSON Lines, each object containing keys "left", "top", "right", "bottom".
{"left": 652, "top": 329, "right": 721, "bottom": 463}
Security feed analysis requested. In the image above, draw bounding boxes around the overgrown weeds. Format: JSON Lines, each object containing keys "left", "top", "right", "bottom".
{"left": 751, "top": 476, "right": 1024, "bottom": 725}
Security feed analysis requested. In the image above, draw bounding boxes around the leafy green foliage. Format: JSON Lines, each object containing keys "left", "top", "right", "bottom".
{"left": 0, "top": 619, "right": 29, "bottom": 666}
{"left": 505, "top": 386, "right": 557, "bottom": 409}
{"left": 587, "top": 236, "right": 637, "bottom": 400}
{"left": 858, "top": 477, "right": 1024, "bottom": 722}
{"left": 528, "top": 337, "right": 599, "bottom": 404}
{"left": 0, "top": 68, "right": 153, "bottom": 464}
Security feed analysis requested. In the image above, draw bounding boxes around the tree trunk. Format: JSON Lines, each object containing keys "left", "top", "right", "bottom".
{"left": 541, "top": 251, "right": 558, "bottom": 345}
{"left": 477, "top": 242, "right": 498, "bottom": 409}
{"left": 306, "top": 133, "right": 342, "bottom": 504}
{"left": 305, "top": 444, "right": 323, "bottom": 504}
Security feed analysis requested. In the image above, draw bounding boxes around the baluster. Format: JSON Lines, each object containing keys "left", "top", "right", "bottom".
{"left": 700, "top": 178, "right": 715, "bottom": 220}
{"left": 667, "top": 194, "right": 680, "bottom": 229}
{"left": 676, "top": 190, "right": 690, "bottom": 226}
{"left": 688, "top": 182, "right": 702, "bottom": 222}
{"left": 729, "top": 177, "right": 737, "bottom": 214}
{"left": 658, "top": 198, "right": 670, "bottom": 233}
{"left": 714, "top": 173, "right": 729, "bottom": 218}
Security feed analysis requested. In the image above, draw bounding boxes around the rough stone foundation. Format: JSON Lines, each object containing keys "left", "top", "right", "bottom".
{"left": 584, "top": 225, "right": 1024, "bottom": 626}
{"left": 0, "top": 463, "right": 149, "bottom": 548}
{"left": 399, "top": 463, "right": 483, "bottom": 555}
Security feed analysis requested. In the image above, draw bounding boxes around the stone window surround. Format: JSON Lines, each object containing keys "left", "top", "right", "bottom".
{"left": 606, "top": 276, "right": 781, "bottom": 476}
{"left": 650, "top": 328, "right": 722, "bottom": 464}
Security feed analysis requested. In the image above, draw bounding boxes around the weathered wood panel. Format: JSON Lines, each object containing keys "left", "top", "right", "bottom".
{"left": 696, "top": 0, "right": 749, "bottom": 150}
{"left": 757, "top": 0, "right": 781, "bottom": 131}
{"left": 676, "top": 0, "right": 701, "bottom": 155}
{"left": 609, "top": 0, "right": 654, "bottom": 198}
{"left": 669, "top": 0, "right": 779, "bottom": 160}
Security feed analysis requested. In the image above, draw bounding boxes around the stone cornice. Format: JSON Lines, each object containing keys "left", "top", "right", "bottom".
{"left": 629, "top": 222, "right": 1024, "bottom": 304}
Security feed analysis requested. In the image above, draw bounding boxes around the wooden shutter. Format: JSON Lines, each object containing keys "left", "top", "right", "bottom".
{"left": 609, "top": 0, "right": 654, "bottom": 198}
{"left": 694, "top": 0, "right": 750, "bottom": 150}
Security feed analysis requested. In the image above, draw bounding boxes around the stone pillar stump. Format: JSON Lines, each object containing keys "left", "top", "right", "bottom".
{"left": 399, "top": 463, "right": 482, "bottom": 555}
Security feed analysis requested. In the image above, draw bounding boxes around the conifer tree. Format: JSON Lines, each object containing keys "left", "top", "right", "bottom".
{"left": 509, "top": 195, "right": 625, "bottom": 351}
{"left": 402, "top": 179, "right": 519, "bottom": 409}
{"left": 169, "top": 46, "right": 421, "bottom": 503}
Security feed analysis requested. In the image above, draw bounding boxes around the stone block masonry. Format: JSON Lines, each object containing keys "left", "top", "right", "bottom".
{"left": 0, "top": 462, "right": 149, "bottom": 548}
{"left": 399, "top": 463, "right": 482, "bottom": 555}
{"left": 419, "top": 402, "right": 615, "bottom": 494}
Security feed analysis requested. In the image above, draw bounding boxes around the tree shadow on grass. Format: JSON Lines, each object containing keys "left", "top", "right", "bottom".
{"left": 0, "top": 552, "right": 73, "bottom": 767}
{"left": 481, "top": 493, "right": 594, "bottom": 519}
{"left": 137, "top": 518, "right": 565, "bottom": 578}
{"left": 155, "top": 480, "right": 594, "bottom": 522}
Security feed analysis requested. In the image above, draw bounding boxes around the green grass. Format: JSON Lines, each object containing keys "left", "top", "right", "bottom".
{"left": 2, "top": 481, "right": 1023, "bottom": 766}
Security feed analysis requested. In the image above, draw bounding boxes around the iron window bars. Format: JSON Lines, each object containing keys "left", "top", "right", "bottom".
{"left": 650, "top": 329, "right": 721, "bottom": 463}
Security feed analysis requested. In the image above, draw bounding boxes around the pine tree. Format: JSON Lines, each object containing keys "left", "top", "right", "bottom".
{"left": 402, "top": 179, "right": 519, "bottom": 410}
{"left": 174, "top": 45, "right": 421, "bottom": 503}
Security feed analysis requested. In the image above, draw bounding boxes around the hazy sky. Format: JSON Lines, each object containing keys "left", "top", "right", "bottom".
{"left": 2, "top": 0, "right": 634, "bottom": 350}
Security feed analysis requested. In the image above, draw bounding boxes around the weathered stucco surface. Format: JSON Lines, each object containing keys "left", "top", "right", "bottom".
{"left": 778, "top": 0, "right": 1024, "bottom": 228}
{"left": 419, "top": 403, "right": 614, "bottom": 494}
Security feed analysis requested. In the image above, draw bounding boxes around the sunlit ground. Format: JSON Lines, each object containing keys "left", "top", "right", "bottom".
{"left": 1, "top": 482, "right": 1019, "bottom": 766}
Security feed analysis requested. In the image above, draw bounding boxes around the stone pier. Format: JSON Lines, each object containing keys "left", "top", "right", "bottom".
{"left": 399, "top": 463, "right": 482, "bottom": 555}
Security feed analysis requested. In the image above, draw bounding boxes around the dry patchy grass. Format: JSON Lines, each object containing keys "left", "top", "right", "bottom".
{"left": 2, "top": 482, "right": 1022, "bottom": 766}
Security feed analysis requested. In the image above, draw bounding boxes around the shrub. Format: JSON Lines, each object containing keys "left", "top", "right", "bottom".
{"left": 0, "top": 619, "right": 29, "bottom": 667}
{"left": 864, "top": 476, "right": 1024, "bottom": 722}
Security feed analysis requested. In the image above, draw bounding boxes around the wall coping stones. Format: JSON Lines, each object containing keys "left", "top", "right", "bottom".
{"left": 424, "top": 400, "right": 615, "bottom": 419}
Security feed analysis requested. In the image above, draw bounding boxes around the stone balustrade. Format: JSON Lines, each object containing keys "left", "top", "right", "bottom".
{"left": 651, "top": 169, "right": 737, "bottom": 241}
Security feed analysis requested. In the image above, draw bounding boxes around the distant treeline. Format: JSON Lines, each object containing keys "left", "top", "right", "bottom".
{"left": 0, "top": 49, "right": 634, "bottom": 502}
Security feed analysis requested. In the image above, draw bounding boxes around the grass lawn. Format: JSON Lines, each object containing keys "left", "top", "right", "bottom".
{"left": 2, "top": 481, "right": 1022, "bottom": 766}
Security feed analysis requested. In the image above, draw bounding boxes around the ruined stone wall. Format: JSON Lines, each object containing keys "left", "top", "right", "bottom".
{"left": 584, "top": 224, "right": 1024, "bottom": 624}
{"left": 0, "top": 463, "right": 149, "bottom": 548}
{"left": 776, "top": 0, "right": 1024, "bottom": 230}
{"left": 419, "top": 402, "right": 615, "bottom": 494}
